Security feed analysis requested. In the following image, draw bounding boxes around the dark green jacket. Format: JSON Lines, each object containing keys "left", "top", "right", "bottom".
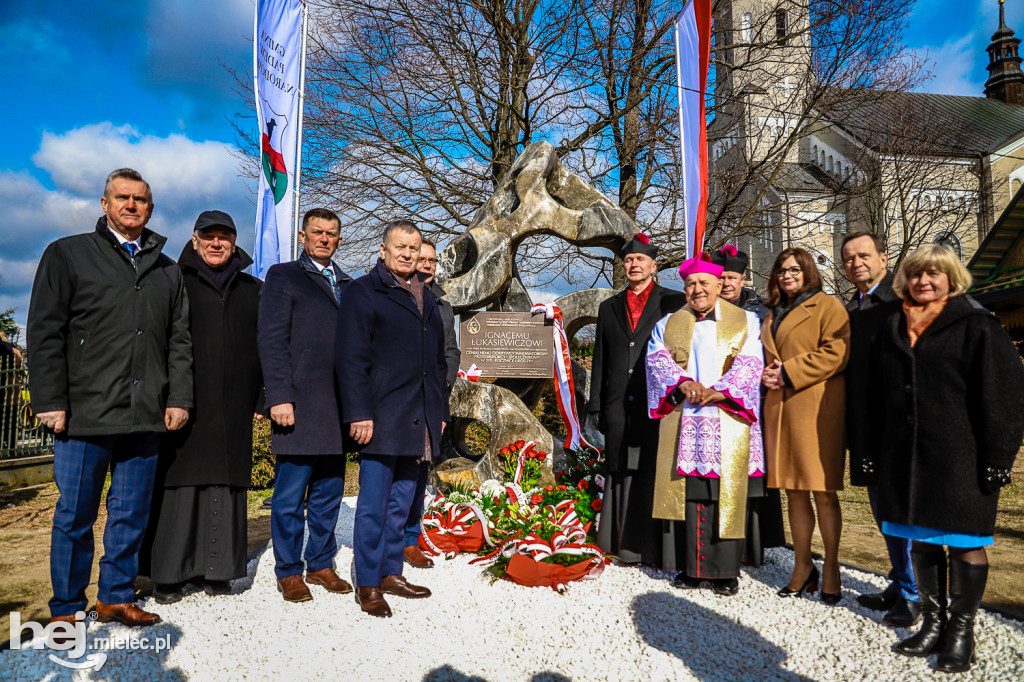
{"left": 27, "top": 217, "right": 193, "bottom": 436}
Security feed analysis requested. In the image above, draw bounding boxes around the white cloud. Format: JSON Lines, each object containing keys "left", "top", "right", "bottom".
{"left": 1, "top": 123, "right": 256, "bottom": 326}
{"left": 911, "top": 32, "right": 985, "bottom": 97}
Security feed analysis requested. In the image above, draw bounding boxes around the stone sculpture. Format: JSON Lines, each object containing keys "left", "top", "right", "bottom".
{"left": 432, "top": 141, "right": 635, "bottom": 491}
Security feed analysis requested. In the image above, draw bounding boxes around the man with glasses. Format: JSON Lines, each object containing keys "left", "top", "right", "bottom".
{"left": 401, "top": 239, "right": 460, "bottom": 570}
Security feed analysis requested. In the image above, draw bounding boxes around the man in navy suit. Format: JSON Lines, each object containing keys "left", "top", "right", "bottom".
{"left": 258, "top": 207, "right": 354, "bottom": 603}
{"left": 336, "top": 220, "right": 449, "bottom": 617}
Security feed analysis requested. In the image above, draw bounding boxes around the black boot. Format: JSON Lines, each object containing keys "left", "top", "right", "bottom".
{"left": 894, "top": 551, "right": 946, "bottom": 657}
{"left": 935, "top": 558, "right": 988, "bottom": 674}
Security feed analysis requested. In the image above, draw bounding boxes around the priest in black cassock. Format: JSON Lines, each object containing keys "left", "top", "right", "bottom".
{"left": 143, "top": 211, "right": 264, "bottom": 603}
{"left": 588, "top": 234, "right": 686, "bottom": 568}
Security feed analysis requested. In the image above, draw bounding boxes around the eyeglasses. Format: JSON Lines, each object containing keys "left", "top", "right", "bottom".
{"left": 418, "top": 257, "right": 438, "bottom": 264}
{"left": 777, "top": 266, "right": 803, "bottom": 277}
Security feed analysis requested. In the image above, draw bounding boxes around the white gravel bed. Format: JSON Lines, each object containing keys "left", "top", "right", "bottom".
{"left": 3, "top": 496, "right": 1023, "bottom": 681}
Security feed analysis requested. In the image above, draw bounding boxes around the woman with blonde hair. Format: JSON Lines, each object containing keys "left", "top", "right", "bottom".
{"left": 760, "top": 247, "right": 850, "bottom": 605}
{"left": 858, "top": 243, "right": 1024, "bottom": 673}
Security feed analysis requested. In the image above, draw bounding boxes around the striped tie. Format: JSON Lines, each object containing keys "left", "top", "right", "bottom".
{"left": 323, "top": 267, "right": 338, "bottom": 303}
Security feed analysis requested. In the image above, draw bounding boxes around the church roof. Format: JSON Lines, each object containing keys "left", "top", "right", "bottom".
{"left": 827, "top": 91, "right": 1024, "bottom": 157}
{"left": 772, "top": 162, "right": 837, "bottom": 193}
{"left": 969, "top": 184, "right": 1024, "bottom": 305}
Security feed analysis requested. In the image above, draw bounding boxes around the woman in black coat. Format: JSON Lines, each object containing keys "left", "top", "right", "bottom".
{"left": 864, "top": 244, "right": 1024, "bottom": 673}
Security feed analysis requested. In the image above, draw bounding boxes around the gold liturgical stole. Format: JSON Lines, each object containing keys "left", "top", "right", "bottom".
{"left": 651, "top": 299, "right": 752, "bottom": 539}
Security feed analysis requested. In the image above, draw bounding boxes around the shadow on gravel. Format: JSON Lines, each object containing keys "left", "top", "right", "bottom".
{"left": 422, "top": 664, "right": 487, "bottom": 681}
{"left": 4, "top": 621, "right": 185, "bottom": 679}
{"left": 631, "top": 592, "right": 813, "bottom": 681}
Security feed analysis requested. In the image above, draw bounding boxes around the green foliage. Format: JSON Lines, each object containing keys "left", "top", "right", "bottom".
{"left": 251, "top": 418, "right": 275, "bottom": 489}
{"left": 0, "top": 308, "right": 21, "bottom": 348}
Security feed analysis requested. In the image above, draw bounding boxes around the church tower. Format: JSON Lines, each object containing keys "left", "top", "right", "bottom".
{"left": 985, "top": 0, "right": 1024, "bottom": 106}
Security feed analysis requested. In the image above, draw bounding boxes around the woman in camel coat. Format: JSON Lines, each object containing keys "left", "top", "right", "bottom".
{"left": 760, "top": 247, "right": 849, "bottom": 604}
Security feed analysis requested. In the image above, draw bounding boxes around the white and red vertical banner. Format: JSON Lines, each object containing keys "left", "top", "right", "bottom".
{"left": 675, "top": 0, "right": 712, "bottom": 259}
{"left": 531, "top": 304, "right": 599, "bottom": 455}
{"left": 253, "top": 0, "right": 304, "bottom": 278}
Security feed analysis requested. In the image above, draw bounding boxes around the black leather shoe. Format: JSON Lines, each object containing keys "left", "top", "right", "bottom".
{"left": 712, "top": 578, "right": 739, "bottom": 596}
{"left": 883, "top": 598, "right": 922, "bottom": 628}
{"left": 672, "top": 573, "right": 705, "bottom": 590}
{"left": 153, "top": 583, "right": 186, "bottom": 605}
{"left": 203, "top": 579, "right": 232, "bottom": 596}
{"left": 856, "top": 589, "right": 899, "bottom": 612}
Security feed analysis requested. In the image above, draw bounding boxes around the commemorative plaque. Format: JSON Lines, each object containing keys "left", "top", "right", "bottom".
{"left": 459, "top": 312, "right": 554, "bottom": 378}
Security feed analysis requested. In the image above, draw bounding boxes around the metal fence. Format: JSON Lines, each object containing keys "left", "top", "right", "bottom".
{"left": 0, "top": 354, "right": 53, "bottom": 460}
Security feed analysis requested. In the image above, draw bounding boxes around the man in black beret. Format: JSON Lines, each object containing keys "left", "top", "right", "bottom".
{"left": 710, "top": 244, "right": 768, "bottom": 321}
{"left": 709, "top": 244, "right": 785, "bottom": 562}
{"left": 588, "top": 234, "right": 686, "bottom": 570}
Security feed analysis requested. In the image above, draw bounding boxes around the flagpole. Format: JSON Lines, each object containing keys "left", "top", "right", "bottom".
{"left": 291, "top": 1, "right": 310, "bottom": 259}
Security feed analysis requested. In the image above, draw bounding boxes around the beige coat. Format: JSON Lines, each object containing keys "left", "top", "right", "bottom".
{"left": 761, "top": 291, "right": 850, "bottom": 491}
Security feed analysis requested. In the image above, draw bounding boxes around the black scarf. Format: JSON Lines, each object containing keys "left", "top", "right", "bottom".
{"left": 771, "top": 287, "right": 821, "bottom": 339}
{"left": 197, "top": 252, "right": 241, "bottom": 292}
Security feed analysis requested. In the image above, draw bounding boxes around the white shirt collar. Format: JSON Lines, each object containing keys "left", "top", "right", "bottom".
{"left": 107, "top": 225, "right": 142, "bottom": 250}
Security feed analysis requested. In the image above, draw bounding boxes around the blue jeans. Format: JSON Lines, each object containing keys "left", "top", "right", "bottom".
{"left": 50, "top": 433, "right": 160, "bottom": 616}
{"left": 868, "top": 484, "right": 918, "bottom": 602}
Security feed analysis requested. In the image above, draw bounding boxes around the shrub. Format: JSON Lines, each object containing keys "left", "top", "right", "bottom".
{"left": 251, "top": 418, "right": 275, "bottom": 489}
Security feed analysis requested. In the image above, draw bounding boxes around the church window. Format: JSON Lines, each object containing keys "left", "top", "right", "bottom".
{"left": 776, "top": 10, "right": 788, "bottom": 45}
{"left": 827, "top": 156, "right": 833, "bottom": 172}
{"left": 836, "top": 161, "right": 843, "bottom": 177}
{"left": 935, "top": 232, "right": 962, "bottom": 259}
{"left": 742, "top": 13, "right": 753, "bottom": 43}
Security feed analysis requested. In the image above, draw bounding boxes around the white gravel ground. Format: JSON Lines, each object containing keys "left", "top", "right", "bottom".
{"left": 3, "top": 496, "right": 1023, "bottom": 681}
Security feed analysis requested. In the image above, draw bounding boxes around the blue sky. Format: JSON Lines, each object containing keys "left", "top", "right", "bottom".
{"left": 1, "top": 0, "right": 1021, "bottom": 326}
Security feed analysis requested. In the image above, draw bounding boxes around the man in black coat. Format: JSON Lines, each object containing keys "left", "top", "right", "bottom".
{"left": 709, "top": 244, "right": 785, "bottom": 562}
{"left": 258, "top": 207, "right": 354, "bottom": 603}
{"left": 28, "top": 168, "right": 192, "bottom": 629}
{"left": 336, "top": 220, "right": 449, "bottom": 617}
{"left": 144, "top": 211, "right": 264, "bottom": 603}
{"left": 400, "top": 238, "right": 461, "bottom": 570}
{"left": 841, "top": 230, "right": 919, "bottom": 627}
{"left": 588, "top": 234, "right": 686, "bottom": 569}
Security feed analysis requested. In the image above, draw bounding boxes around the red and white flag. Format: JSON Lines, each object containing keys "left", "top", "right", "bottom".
{"left": 675, "top": 0, "right": 712, "bottom": 259}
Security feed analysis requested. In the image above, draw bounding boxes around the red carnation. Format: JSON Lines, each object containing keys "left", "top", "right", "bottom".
{"left": 558, "top": 485, "right": 567, "bottom": 491}
{"left": 515, "top": 440, "right": 525, "bottom": 449}
{"left": 578, "top": 480, "right": 588, "bottom": 491}
{"left": 530, "top": 494, "right": 543, "bottom": 505}
{"left": 591, "top": 499, "right": 603, "bottom": 512}
{"left": 587, "top": 460, "right": 595, "bottom": 466}
{"left": 635, "top": 233, "right": 650, "bottom": 244}
{"left": 545, "top": 486, "right": 553, "bottom": 492}
{"left": 493, "top": 496, "right": 500, "bottom": 505}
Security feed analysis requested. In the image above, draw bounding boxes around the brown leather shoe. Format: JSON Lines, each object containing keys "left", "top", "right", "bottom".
{"left": 277, "top": 574, "right": 313, "bottom": 603}
{"left": 355, "top": 586, "right": 392, "bottom": 617}
{"left": 404, "top": 544, "right": 435, "bottom": 568}
{"left": 381, "top": 574, "right": 431, "bottom": 599}
{"left": 47, "top": 615, "right": 79, "bottom": 645}
{"left": 94, "top": 601, "right": 161, "bottom": 627}
{"left": 305, "top": 567, "right": 353, "bottom": 594}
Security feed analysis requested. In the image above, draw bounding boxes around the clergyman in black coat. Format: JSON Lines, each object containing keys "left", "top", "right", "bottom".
{"left": 143, "top": 211, "right": 264, "bottom": 602}
{"left": 257, "top": 208, "right": 355, "bottom": 603}
{"left": 840, "top": 230, "right": 919, "bottom": 628}
{"left": 588, "top": 234, "right": 686, "bottom": 569}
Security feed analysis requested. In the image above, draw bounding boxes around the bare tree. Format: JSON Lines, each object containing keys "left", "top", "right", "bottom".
{"left": 700, "top": 0, "right": 926, "bottom": 283}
